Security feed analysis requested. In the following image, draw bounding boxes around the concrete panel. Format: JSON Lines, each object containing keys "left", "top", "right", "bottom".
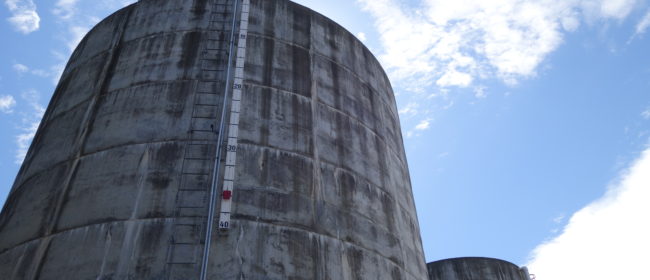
{"left": 108, "top": 31, "right": 207, "bottom": 91}
{"left": 37, "top": 220, "right": 172, "bottom": 280}
{"left": 235, "top": 144, "right": 314, "bottom": 196}
{"left": 245, "top": 34, "right": 312, "bottom": 97}
{"left": 56, "top": 142, "right": 184, "bottom": 232}
{"left": 207, "top": 220, "right": 419, "bottom": 280}
{"left": 19, "top": 102, "right": 86, "bottom": 183}
{"left": 64, "top": 7, "right": 133, "bottom": 75}
{"left": 84, "top": 81, "right": 197, "bottom": 153}
{"left": 0, "top": 163, "right": 69, "bottom": 251}
{"left": 123, "top": 0, "right": 215, "bottom": 42}
{"left": 248, "top": 0, "right": 311, "bottom": 49}
{"left": 50, "top": 53, "right": 110, "bottom": 118}
{"left": 0, "top": 239, "right": 42, "bottom": 280}
{"left": 238, "top": 85, "right": 313, "bottom": 155}
{"left": 313, "top": 55, "right": 383, "bottom": 133}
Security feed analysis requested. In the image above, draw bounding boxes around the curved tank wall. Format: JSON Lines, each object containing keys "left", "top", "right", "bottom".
{"left": 427, "top": 258, "right": 530, "bottom": 280}
{"left": 0, "top": 0, "right": 427, "bottom": 279}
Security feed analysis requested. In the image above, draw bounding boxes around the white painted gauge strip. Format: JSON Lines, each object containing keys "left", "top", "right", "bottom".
{"left": 200, "top": 1, "right": 241, "bottom": 279}
{"left": 218, "top": 0, "right": 249, "bottom": 230}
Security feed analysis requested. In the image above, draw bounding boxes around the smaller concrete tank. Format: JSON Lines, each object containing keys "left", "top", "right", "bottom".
{"left": 427, "top": 257, "right": 531, "bottom": 280}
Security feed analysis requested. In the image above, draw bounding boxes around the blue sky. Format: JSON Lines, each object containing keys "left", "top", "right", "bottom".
{"left": 1, "top": 0, "right": 649, "bottom": 278}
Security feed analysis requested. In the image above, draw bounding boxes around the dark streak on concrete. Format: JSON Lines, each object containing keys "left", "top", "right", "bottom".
{"left": 178, "top": 31, "right": 202, "bottom": 73}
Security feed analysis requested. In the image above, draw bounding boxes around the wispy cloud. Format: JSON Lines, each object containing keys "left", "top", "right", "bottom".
{"left": 636, "top": 10, "right": 650, "bottom": 35}
{"left": 4, "top": 0, "right": 40, "bottom": 34}
{"left": 12, "top": 63, "right": 29, "bottom": 74}
{"left": 474, "top": 86, "right": 487, "bottom": 99}
{"left": 51, "top": 6, "right": 98, "bottom": 53}
{"left": 12, "top": 62, "right": 64, "bottom": 85}
{"left": 356, "top": 32, "right": 367, "bottom": 42}
{"left": 642, "top": 108, "right": 650, "bottom": 119}
{"left": 527, "top": 146, "right": 650, "bottom": 279}
{"left": 50, "top": 0, "right": 100, "bottom": 52}
{"left": 415, "top": 119, "right": 432, "bottom": 131}
{"left": 0, "top": 95, "right": 17, "bottom": 113}
{"left": 15, "top": 118, "right": 40, "bottom": 164}
{"left": 357, "top": 0, "right": 570, "bottom": 89}
{"left": 357, "top": 0, "right": 643, "bottom": 90}
{"left": 15, "top": 89, "right": 45, "bottom": 164}
{"left": 49, "top": 51, "right": 68, "bottom": 85}
{"left": 591, "top": 0, "right": 637, "bottom": 19}
{"left": 399, "top": 102, "right": 420, "bottom": 117}
{"left": 550, "top": 213, "right": 566, "bottom": 233}
{"left": 53, "top": 0, "right": 80, "bottom": 20}
{"left": 405, "top": 118, "right": 433, "bottom": 138}
{"left": 66, "top": 24, "right": 95, "bottom": 51}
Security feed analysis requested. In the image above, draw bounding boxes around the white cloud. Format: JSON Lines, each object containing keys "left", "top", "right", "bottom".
{"left": 406, "top": 118, "right": 433, "bottom": 138}
{"left": 13, "top": 63, "right": 29, "bottom": 73}
{"left": 399, "top": 102, "right": 420, "bottom": 116}
{"left": 527, "top": 146, "right": 650, "bottom": 279}
{"left": 474, "top": 86, "right": 487, "bottom": 99}
{"left": 594, "top": 0, "right": 637, "bottom": 19}
{"left": 357, "top": 32, "right": 367, "bottom": 42}
{"left": 4, "top": 0, "right": 40, "bottom": 34}
{"left": 357, "top": 0, "right": 644, "bottom": 90}
{"left": 415, "top": 119, "right": 431, "bottom": 130}
{"left": 67, "top": 24, "right": 92, "bottom": 51}
{"left": 436, "top": 68, "right": 473, "bottom": 87}
{"left": 12, "top": 61, "right": 64, "bottom": 84}
{"left": 642, "top": 108, "right": 650, "bottom": 119}
{"left": 0, "top": 95, "right": 17, "bottom": 113}
{"left": 552, "top": 213, "right": 565, "bottom": 224}
{"left": 15, "top": 90, "right": 45, "bottom": 164}
{"left": 357, "top": 0, "right": 571, "bottom": 89}
{"left": 30, "top": 69, "right": 50, "bottom": 78}
{"left": 635, "top": 10, "right": 650, "bottom": 35}
{"left": 15, "top": 118, "right": 40, "bottom": 164}
{"left": 49, "top": 51, "right": 68, "bottom": 85}
{"left": 53, "top": 0, "right": 80, "bottom": 20}
{"left": 55, "top": 17, "right": 99, "bottom": 53}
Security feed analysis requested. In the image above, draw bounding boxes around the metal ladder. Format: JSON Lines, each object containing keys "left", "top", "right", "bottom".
{"left": 165, "top": 1, "right": 236, "bottom": 279}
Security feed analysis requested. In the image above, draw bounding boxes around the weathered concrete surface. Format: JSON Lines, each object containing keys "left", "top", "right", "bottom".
{"left": 0, "top": 0, "right": 427, "bottom": 279}
{"left": 427, "top": 258, "right": 530, "bottom": 280}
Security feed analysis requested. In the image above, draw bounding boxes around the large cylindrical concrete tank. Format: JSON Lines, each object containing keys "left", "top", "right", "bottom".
{"left": 427, "top": 258, "right": 530, "bottom": 280}
{"left": 0, "top": 0, "right": 427, "bottom": 279}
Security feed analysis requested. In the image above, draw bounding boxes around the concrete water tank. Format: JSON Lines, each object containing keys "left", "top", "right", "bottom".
{"left": 0, "top": 0, "right": 427, "bottom": 279}
{"left": 427, "top": 257, "right": 531, "bottom": 280}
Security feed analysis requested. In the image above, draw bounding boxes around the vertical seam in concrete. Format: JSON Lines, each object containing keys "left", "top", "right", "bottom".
{"left": 26, "top": 236, "right": 52, "bottom": 280}
{"left": 10, "top": 242, "right": 29, "bottom": 280}
{"left": 95, "top": 225, "right": 113, "bottom": 280}
{"left": 115, "top": 221, "right": 144, "bottom": 277}
{"left": 130, "top": 148, "right": 151, "bottom": 220}
{"left": 235, "top": 224, "right": 245, "bottom": 279}
{"left": 27, "top": 8, "right": 134, "bottom": 280}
